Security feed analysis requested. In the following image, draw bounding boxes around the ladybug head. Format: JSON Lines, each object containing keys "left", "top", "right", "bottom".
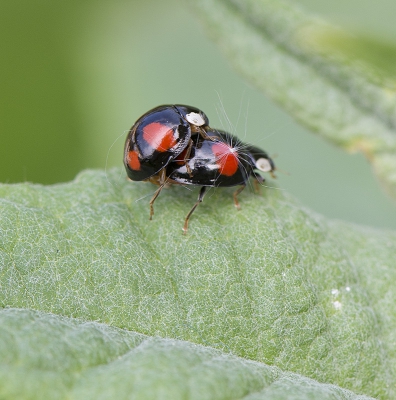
{"left": 254, "top": 156, "right": 275, "bottom": 173}
{"left": 245, "top": 145, "right": 275, "bottom": 174}
{"left": 173, "top": 105, "right": 209, "bottom": 128}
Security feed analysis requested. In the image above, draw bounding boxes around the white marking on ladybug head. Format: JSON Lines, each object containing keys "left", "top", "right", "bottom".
{"left": 186, "top": 112, "right": 206, "bottom": 126}
{"left": 255, "top": 157, "right": 272, "bottom": 172}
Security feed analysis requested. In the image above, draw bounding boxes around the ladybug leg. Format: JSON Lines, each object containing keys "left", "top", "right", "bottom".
{"left": 149, "top": 169, "right": 167, "bottom": 220}
{"left": 183, "top": 140, "right": 193, "bottom": 177}
{"left": 199, "top": 130, "right": 213, "bottom": 140}
{"left": 233, "top": 184, "right": 246, "bottom": 210}
{"left": 199, "top": 130, "right": 217, "bottom": 141}
{"left": 193, "top": 126, "right": 216, "bottom": 142}
{"left": 253, "top": 174, "right": 265, "bottom": 194}
{"left": 253, "top": 179, "right": 260, "bottom": 194}
{"left": 183, "top": 186, "right": 207, "bottom": 234}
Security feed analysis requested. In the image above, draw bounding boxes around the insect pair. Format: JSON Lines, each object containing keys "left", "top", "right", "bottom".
{"left": 124, "top": 104, "right": 275, "bottom": 232}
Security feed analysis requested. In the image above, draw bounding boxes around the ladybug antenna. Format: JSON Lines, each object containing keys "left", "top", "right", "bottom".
{"left": 272, "top": 166, "right": 289, "bottom": 176}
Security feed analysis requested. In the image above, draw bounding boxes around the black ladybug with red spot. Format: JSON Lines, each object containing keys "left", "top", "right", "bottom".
{"left": 124, "top": 104, "right": 211, "bottom": 182}
{"left": 123, "top": 105, "right": 276, "bottom": 232}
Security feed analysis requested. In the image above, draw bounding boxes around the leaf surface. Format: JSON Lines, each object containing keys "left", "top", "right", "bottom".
{"left": 0, "top": 308, "right": 374, "bottom": 400}
{"left": 0, "top": 169, "right": 395, "bottom": 398}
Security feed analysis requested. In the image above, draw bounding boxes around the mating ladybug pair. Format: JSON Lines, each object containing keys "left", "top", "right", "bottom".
{"left": 124, "top": 104, "right": 275, "bottom": 232}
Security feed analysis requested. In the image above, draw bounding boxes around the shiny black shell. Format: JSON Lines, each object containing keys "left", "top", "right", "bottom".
{"left": 167, "top": 129, "right": 275, "bottom": 187}
{"left": 167, "top": 131, "right": 252, "bottom": 187}
{"left": 124, "top": 104, "right": 209, "bottom": 181}
{"left": 205, "top": 130, "right": 275, "bottom": 171}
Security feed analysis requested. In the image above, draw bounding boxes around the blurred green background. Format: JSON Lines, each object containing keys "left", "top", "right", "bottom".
{"left": 1, "top": 0, "right": 396, "bottom": 229}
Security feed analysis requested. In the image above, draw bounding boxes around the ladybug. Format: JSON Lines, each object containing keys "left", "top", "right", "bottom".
{"left": 124, "top": 104, "right": 211, "bottom": 183}
{"left": 165, "top": 130, "right": 276, "bottom": 231}
{"left": 124, "top": 105, "right": 276, "bottom": 233}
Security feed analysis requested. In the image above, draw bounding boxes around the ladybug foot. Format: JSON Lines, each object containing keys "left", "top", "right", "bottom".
{"left": 233, "top": 185, "right": 245, "bottom": 211}
{"left": 182, "top": 186, "right": 207, "bottom": 234}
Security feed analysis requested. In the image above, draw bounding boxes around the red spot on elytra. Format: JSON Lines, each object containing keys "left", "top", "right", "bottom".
{"left": 143, "top": 122, "right": 177, "bottom": 152}
{"left": 212, "top": 142, "right": 239, "bottom": 176}
{"left": 128, "top": 150, "right": 141, "bottom": 171}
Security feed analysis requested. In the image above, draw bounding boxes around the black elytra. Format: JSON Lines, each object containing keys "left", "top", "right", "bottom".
{"left": 124, "top": 104, "right": 210, "bottom": 182}
{"left": 124, "top": 106, "right": 276, "bottom": 232}
{"left": 168, "top": 129, "right": 275, "bottom": 187}
{"left": 166, "top": 129, "right": 276, "bottom": 231}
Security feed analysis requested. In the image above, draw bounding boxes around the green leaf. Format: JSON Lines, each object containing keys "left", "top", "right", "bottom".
{"left": 0, "top": 308, "right": 373, "bottom": 400}
{"left": 191, "top": 0, "right": 396, "bottom": 199}
{"left": 1, "top": 168, "right": 396, "bottom": 398}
